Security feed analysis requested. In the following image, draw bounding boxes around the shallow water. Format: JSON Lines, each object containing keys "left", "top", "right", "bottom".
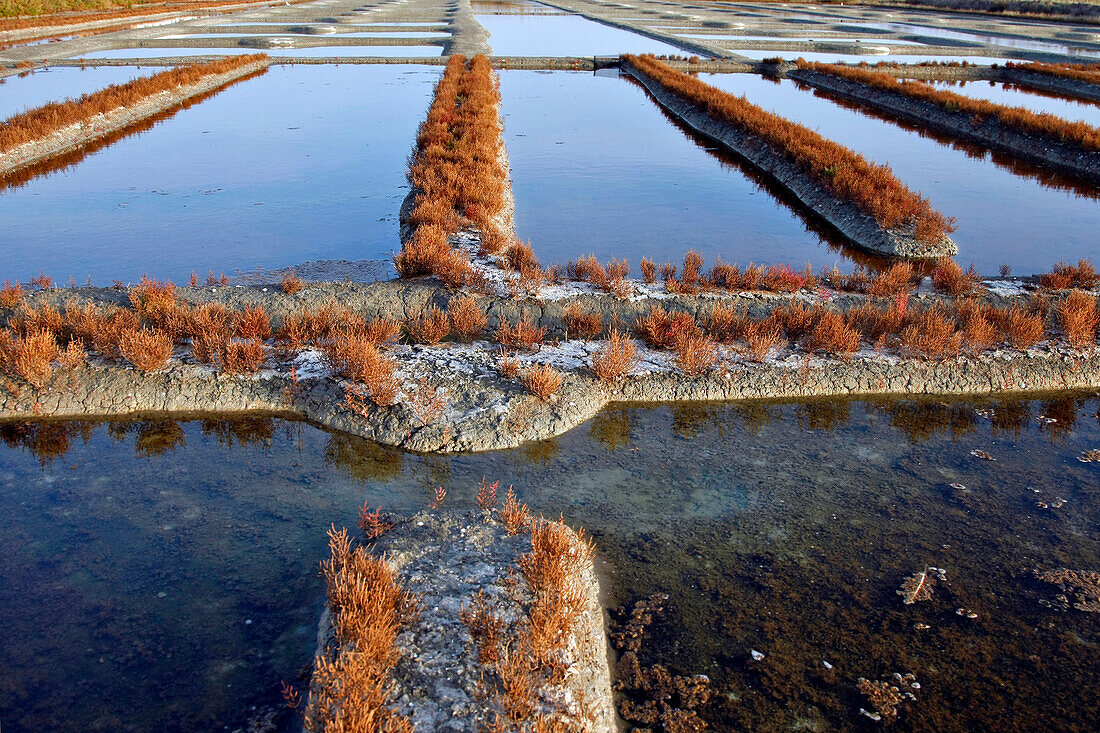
{"left": 858, "top": 21, "right": 1100, "bottom": 60}
{"left": 498, "top": 69, "right": 869, "bottom": 271}
{"left": 1, "top": 394, "right": 1098, "bottom": 730}
{"left": 728, "top": 48, "right": 1018, "bottom": 65}
{"left": 702, "top": 72, "right": 1100, "bottom": 274}
{"left": 477, "top": 13, "right": 689, "bottom": 56}
{"left": 0, "top": 66, "right": 159, "bottom": 120}
{"left": 0, "top": 64, "right": 436, "bottom": 284}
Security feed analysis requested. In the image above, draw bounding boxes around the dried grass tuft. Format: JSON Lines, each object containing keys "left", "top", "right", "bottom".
{"left": 591, "top": 328, "right": 639, "bottom": 382}
{"left": 1058, "top": 291, "right": 1099, "bottom": 348}
{"left": 522, "top": 364, "right": 563, "bottom": 400}
{"left": 561, "top": 302, "right": 603, "bottom": 341}
{"left": 405, "top": 306, "right": 450, "bottom": 345}
{"left": 119, "top": 328, "right": 172, "bottom": 372}
{"left": 497, "top": 316, "right": 546, "bottom": 351}
{"left": 449, "top": 296, "right": 487, "bottom": 342}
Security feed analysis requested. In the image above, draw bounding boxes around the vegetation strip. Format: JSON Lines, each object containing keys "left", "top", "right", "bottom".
{"left": 395, "top": 53, "right": 518, "bottom": 290}
{"left": 301, "top": 507, "right": 614, "bottom": 730}
{"left": 0, "top": 53, "right": 268, "bottom": 173}
{"left": 0, "top": 0, "right": 300, "bottom": 32}
{"left": 1000, "top": 61, "right": 1100, "bottom": 104}
{"left": 791, "top": 61, "right": 1100, "bottom": 184}
{"left": 1, "top": 259, "right": 1097, "bottom": 453}
{"left": 621, "top": 54, "right": 956, "bottom": 260}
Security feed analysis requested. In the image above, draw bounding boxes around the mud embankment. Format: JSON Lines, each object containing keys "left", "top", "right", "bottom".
{"left": 0, "top": 58, "right": 269, "bottom": 177}
{"left": 305, "top": 510, "right": 615, "bottom": 731}
{"left": 3, "top": 281, "right": 1099, "bottom": 454}
{"left": 789, "top": 67, "right": 1100, "bottom": 186}
{"left": 997, "top": 66, "right": 1100, "bottom": 104}
{"left": 621, "top": 59, "right": 957, "bottom": 261}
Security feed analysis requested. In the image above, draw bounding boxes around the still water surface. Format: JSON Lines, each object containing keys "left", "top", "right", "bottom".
{"left": 1, "top": 393, "right": 1098, "bottom": 730}
{"left": 0, "top": 65, "right": 436, "bottom": 284}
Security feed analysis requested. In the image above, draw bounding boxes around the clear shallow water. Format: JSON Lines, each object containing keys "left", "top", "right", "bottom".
{"left": 1, "top": 394, "right": 1098, "bottom": 730}
{"left": 477, "top": 13, "right": 688, "bottom": 56}
{"left": 702, "top": 73, "right": 1100, "bottom": 274}
{"left": 0, "top": 66, "right": 159, "bottom": 120}
{"left": 0, "top": 64, "right": 436, "bottom": 285}
{"left": 498, "top": 70, "right": 866, "bottom": 271}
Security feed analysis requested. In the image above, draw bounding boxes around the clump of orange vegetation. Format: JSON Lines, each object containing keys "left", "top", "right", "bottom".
{"left": 803, "top": 310, "right": 861, "bottom": 356}
{"left": 280, "top": 272, "right": 303, "bottom": 295}
{"left": 1058, "top": 291, "right": 1098, "bottom": 348}
{"left": 0, "top": 328, "right": 57, "bottom": 387}
{"left": 233, "top": 304, "right": 270, "bottom": 341}
{"left": 931, "top": 259, "right": 980, "bottom": 297}
{"left": 707, "top": 259, "right": 816, "bottom": 294}
{"left": 0, "top": 280, "right": 25, "bottom": 309}
{"left": 802, "top": 61, "right": 1100, "bottom": 152}
{"left": 497, "top": 315, "right": 546, "bottom": 351}
{"left": 448, "top": 296, "right": 487, "bottom": 342}
{"left": 0, "top": 54, "right": 268, "bottom": 154}
{"left": 867, "top": 262, "right": 916, "bottom": 298}
{"left": 328, "top": 337, "right": 400, "bottom": 406}
{"left": 395, "top": 55, "right": 511, "bottom": 287}
{"left": 898, "top": 307, "right": 963, "bottom": 360}
{"left": 673, "top": 333, "right": 718, "bottom": 375}
{"left": 522, "top": 364, "right": 563, "bottom": 400}
{"left": 1040, "top": 259, "right": 1099, "bottom": 290}
{"left": 305, "top": 526, "right": 415, "bottom": 733}
{"left": 633, "top": 306, "right": 701, "bottom": 349}
{"left": 496, "top": 347, "right": 520, "bottom": 378}
{"left": 500, "top": 486, "right": 530, "bottom": 535}
{"left": 128, "top": 275, "right": 176, "bottom": 322}
{"left": 405, "top": 306, "right": 450, "bottom": 345}
{"left": 561, "top": 302, "right": 603, "bottom": 340}
{"left": 997, "top": 305, "right": 1045, "bottom": 350}
{"left": 625, "top": 55, "right": 955, "bottom": 244}
{"left": 219, "top": 339, "right": 265, "bottom": 374}
{"left": 357, "top": 504, "right": 394, "bottom": 539}
{"left": 567, "top": 255, "right": 631, "bottom": 297}
{"left": 590, "top": 328, "right": 639, "bottom": 382}
{"left": 518, "top": 518, "right": 596, "bottom": 673}
{"left": 118, "top": 328, "right": 172, "bottom": 371}
{"left": 741, "top": 320, "right": 787, "bottom": 362}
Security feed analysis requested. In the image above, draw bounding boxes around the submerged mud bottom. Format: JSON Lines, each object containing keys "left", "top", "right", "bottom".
{"left": 0, "top": 394, "right": 1098, "bottom": 730}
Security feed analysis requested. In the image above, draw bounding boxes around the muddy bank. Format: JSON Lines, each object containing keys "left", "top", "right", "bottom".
{"left": 0, "top": 58, "right": 269, "bottom": 176}
{"left": 2, "top": 307, "right": 1099, "bottom": 454}
{"left": 305, "top": 510, "right": 614, "bottom": 731}
{"left": 621, "top": 58, "right": 957, "bottom": 260}
{"left": 997, "top": 65, "right": 1100, "bottom": 104}
{"left": 789, "top": 67, "right": 1100, "bottom": 186}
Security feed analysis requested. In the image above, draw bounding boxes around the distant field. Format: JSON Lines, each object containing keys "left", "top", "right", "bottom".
{"left": 0, "top": 0, "right": 136, "bottom": 19}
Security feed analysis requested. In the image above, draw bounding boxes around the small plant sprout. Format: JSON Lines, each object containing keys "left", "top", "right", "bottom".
{"left": 430, "top": 486, "right": 447, "bottom": 509}
{"left": 357, "top": 503, "right": 393, "bottom": 539}
{"left": 500, "top": 486, "right": 530, "bottom": 535}
{"left": 476, "top": 477, "right": 499, "bottom": 511}
{"left": 280, "top": 272, "right": 303, "bottom": 295}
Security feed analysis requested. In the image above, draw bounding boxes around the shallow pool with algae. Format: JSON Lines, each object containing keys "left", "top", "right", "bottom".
{"left": 0, "top": 394, "right": 1098, "bottom": 730}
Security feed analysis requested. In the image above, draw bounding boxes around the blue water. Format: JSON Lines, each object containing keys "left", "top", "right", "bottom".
{"left": 0, "top": 64, "right": 437, "bottom": 285}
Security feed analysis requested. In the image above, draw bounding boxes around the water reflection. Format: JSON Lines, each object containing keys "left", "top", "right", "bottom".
{"left": 1, "top": 392, "right": 1099, "bottom": 730}
{"left": 499, "top": 70, "right": 866, "bottom": 270}
{"left": 0, "top": 65, "right": 436, "bottom": 284}
{"left": 701, "top": 72, "right": 1100, "bottom": 273}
